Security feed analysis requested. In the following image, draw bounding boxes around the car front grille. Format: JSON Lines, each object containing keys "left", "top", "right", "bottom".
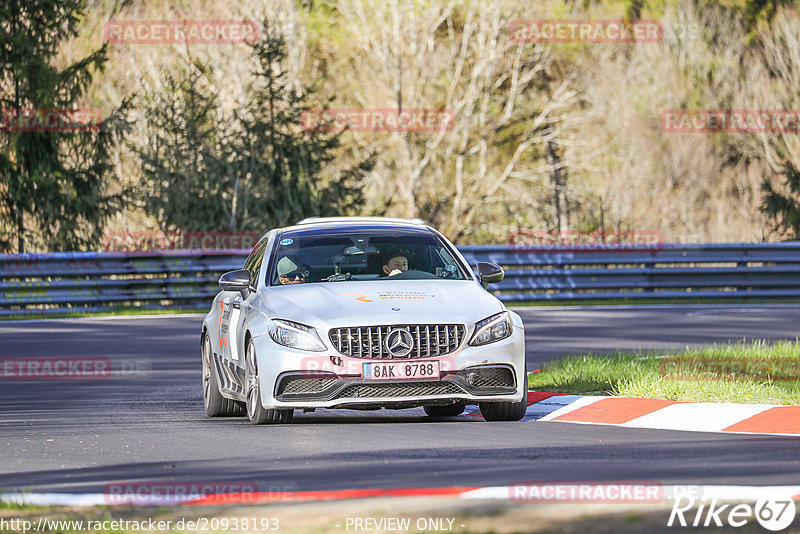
{"left": 335, "top": 381, "right": 466, "bottom": 399}
{"left": 456, "top": 367, "right": 516, "bottom": 389}
{"left": 329, "top": 324, "right": 466, "bottom": 359}
{"left": 277, "top": 375, "right": 341, "bottom": 396}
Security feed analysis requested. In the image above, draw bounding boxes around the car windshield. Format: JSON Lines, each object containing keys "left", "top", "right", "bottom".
{"left": 268, "top": 227, "right": 468, "bottom": 285}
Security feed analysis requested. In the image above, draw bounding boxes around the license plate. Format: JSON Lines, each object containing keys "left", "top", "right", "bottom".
{"left": 363, "top": 361, "right": 440, "bottom": 380}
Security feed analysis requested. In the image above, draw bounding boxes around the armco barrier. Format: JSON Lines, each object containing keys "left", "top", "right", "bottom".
{"left": 0, "top": 250, "right": 247, "bottom": 316}
{"left": 458, "top": 242, "right": 800, "bottom": 301}
{"left": 1, "top": 243, "right": 800, "bottom": 315}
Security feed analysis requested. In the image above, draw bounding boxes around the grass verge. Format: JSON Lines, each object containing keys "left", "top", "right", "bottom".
{"left": 527, "top": 340, "right": 800, "bottom": 405}
{"left": 0, "top": 307, "right": 207, "bottom": 321}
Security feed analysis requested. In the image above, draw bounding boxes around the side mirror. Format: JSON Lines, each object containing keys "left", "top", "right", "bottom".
{"left": 478, "top": 262, "right": 504, "bottom": 288}
{"left": 219, "top": 269, "right": 251, "bottom": 299}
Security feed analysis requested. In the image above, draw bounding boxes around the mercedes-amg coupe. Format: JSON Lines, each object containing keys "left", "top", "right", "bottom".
{"left": 201, "top": 217, "right": 527, "bottom": 424}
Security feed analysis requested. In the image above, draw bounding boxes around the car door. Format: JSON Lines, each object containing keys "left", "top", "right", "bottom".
{"left": 215, "top": 291, "right": 238, "bottom": 395}
{"left": 231, "top": 237, "right": 268, "bottom": 363}
{"left": 218, "top": 238, "right": 267, "bottom": 394}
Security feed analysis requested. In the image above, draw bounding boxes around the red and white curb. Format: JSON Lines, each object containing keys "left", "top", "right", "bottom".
{"left": 3, "top": 484, "right": 800, "bottom": 507}
{"left": 464, "top": 368, "right": 800, "bottom": 436}
{"left": 483, "top": 391, "right": 800, "bottom": 436}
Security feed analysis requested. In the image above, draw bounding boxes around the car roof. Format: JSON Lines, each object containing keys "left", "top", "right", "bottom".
{"left": 277, "top": 217, "right": 431, "bottom": 234}
{"left": 294, "top": 216, "right": 428, "bottom": 226}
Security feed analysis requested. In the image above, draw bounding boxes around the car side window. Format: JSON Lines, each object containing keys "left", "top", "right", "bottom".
{"left": 243, "top": 239, "right": 268, "bottom": 288}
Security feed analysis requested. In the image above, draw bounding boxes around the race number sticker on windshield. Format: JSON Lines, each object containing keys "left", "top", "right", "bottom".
{"left": 363, "top": 361, "right": 440, "bottom": 380}
{"left": 279, "top": 238, "right": 293, "bottom": 245}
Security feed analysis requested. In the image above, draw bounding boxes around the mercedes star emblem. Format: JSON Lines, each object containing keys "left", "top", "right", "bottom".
{"left": 385, "top": 328, "right": 414, "bottom": 357}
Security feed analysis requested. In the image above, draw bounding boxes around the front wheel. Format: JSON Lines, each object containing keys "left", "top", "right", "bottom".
{"left": 479, "top": 365, "right": 528, "bottom": 422}
{"left": 245, "top": 340, "right": 293, "bottom": 425}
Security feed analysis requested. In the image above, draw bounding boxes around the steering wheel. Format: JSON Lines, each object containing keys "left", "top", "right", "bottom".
{"left": 387, "top": 269, "right": 437, "bottom": 280}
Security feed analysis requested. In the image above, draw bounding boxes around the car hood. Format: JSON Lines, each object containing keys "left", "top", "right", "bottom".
{"left": 260, "top": 280, "right": 504, "bottom": 329}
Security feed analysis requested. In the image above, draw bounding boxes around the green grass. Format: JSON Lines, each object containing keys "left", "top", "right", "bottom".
{"left": 0, "top": 500, "right": 47, "bottom": 511}
{"left": 0, "top": 306, "right": 206, "bottom": 321}
{"left": 527, "top": 340, "right": 800, "bottom": 405}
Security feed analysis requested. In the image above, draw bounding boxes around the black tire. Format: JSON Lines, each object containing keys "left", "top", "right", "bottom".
{"left": 479, "top": 365, "right": 528, "bottom": 422}
{"left": 202, "top": 334, "right": 245, "bottom": 417}
{"left": 423, "top": 401, "right": 466, "bottom": 417}
{"left": 245, "top": 340, "right": 293, "bottom": 425}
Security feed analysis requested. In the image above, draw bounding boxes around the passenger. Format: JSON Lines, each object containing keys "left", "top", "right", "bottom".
{"left": 277, "top": 257, "right": 309, "bottom": 285}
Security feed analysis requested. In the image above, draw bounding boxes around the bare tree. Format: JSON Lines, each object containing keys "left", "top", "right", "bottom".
{"left": 335, "top": 0, "right": 581, "bottom": 240}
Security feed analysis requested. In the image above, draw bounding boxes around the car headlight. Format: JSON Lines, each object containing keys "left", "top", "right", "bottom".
{"left": 267, "top": 319, "right": 327, "bottom": 352}
{"left": 469, "top": 311, "right": 512, "bottom": 346}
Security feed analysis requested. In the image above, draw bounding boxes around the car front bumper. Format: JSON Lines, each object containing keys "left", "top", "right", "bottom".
{"left": 253, "top": 326, "right": 526, "bottom": 410}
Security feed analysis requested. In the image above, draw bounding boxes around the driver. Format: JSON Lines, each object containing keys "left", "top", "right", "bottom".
{"left": 382, "top": 248, "right": 409, "bottom": 277}
{"left": 277, "top": 257, "right": 309, "bottom": 285}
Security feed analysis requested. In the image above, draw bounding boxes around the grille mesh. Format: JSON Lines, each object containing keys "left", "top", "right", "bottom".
{"left": 458, "top": 367, "right": 515, "bottom": 389}
{"left": 278, "top": 376, "right": 340, "bottom": 395}
{"left": 329, "top": 324, "right": 466, "bottom": 359}
{"left": 335, "top": 381, "right": 465, "bottom": 399}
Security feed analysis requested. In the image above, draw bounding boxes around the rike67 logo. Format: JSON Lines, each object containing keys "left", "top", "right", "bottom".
{"left": 669, "top": 495, "right": 796, "bottom": 530}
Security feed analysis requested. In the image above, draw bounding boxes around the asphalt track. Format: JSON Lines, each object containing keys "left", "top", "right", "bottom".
{"left": 1, "top": 305, "right": 799, "bottom": 496}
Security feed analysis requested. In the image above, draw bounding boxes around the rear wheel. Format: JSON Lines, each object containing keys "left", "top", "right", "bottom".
{"left": 245, "top": 340, "right": 293, "bottom": 425}
{"left": 202, "top": 334, "right": 244, "bottom": 417}
{"left": 479, "top": 365, "right": 528, "bottom": 422}
{"left": 423, "top": 401, "right": 466, "bottom": 417}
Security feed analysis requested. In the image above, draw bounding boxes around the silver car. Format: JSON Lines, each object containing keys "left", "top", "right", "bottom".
{"left": 201, "top": 217, "right": 527, "bottom": 424}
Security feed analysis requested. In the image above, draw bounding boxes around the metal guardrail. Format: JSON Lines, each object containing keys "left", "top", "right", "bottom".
{"left": 0, "top": 250, "right": 246, "bottom": 316}
{"left": 458, "top": 242, "right": 800, "bottom": 302}
{"left": 2, "top": 243, "right": 800, "bottom": 315}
